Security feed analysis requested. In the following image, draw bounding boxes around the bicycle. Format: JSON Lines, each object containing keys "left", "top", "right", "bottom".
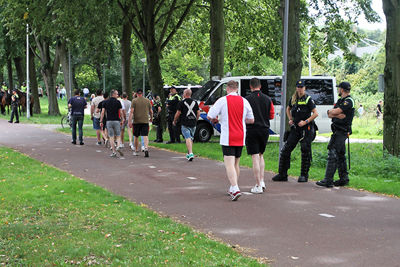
{"left": 61, "top": 110, "right": 73, "bottom": 129}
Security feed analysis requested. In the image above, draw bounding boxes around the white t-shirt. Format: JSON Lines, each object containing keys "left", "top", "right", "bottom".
{"left": 207, "top": 92, "right": 253, "bottom": 146}
{"left": 91, "top": 96, "right": 104, "bottom": 119}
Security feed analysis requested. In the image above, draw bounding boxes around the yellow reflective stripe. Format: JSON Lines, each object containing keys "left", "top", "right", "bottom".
{"left": 296, "top": 96, "right": 310, "bottom": 105}
{"left": 347, "top": 97, "right": 355, "bottom": 108}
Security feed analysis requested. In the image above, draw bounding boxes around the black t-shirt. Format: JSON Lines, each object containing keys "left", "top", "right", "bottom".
{"left": 177, "top": 98, "right": 199, "bottom": 127}
{"left": 103, "top": 97, "right": 122, "bottom": 121}
{"left": 68, "top": 96, "right": 87, "bottom": 116}
{"left": 332, "top": 95, "right": 354, "bottom": 130}
{"left": 288, "top": 94, "right": 316, "bottom": 124}
{"left": 245, "top": 90, "right": 272, "bottom": 130}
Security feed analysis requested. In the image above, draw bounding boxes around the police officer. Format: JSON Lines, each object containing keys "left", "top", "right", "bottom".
{"left": 272, "top": 80, "right": 318, "bottom": 183}
{"left": 8, "top": 90, "right": 19, "bottom": 123}
{"left": 316, "top": 82, "right": 354, "bottom": 187}
{"left": 166, "top": 86, "right": 182, "bottom": 143}
{"left": 152, "top": 94, "right": 163, "bottom": 143}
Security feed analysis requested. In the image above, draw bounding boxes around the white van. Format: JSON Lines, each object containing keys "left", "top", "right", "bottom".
{"left": 192, "top": 76, "right": 338, "bottom": 142}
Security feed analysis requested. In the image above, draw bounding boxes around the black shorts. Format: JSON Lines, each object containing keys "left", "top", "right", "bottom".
{"left": 246, "top": 128, "right": 269, "bottom": 155}
{"left": 221, "top": 146, "right": 243, "bottom": 158}
{"left": 133, "top": 123, "right": 149, "bottom": 137}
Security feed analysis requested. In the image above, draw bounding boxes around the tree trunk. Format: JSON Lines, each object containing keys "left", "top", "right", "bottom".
{"left": 121, "top": 21, "right": 133, "bottom": 98}
{"left": 59, "top": 41, "right": 72, "bottom": 100}
{"left": 281, "top": 0, "right": 302, "bottom": 105}
{"left": 7, "top": 57, "right": 13, "bottom": 91}
{"left": 0, "top": 62, "right": 4, "bottom": 85}
{"left": 35, "top": 37, "right": 61, "bottom": 115}
{"left": 95, "top": 62, "right": 103, "bottom": 90}
{"left": 382, "top": 0, "right": 400, "bottom": 156}
{"left": 210, "top": 0, "right": 225, "bottom": 80}
{"left": 13, "top": 56, "right": 25, "bottom": 87}
{"left": 29, "top": 45, "right": 40, "bottom": 114}
{"left": 72, "top": 63, "right": 79, "bottom": 90}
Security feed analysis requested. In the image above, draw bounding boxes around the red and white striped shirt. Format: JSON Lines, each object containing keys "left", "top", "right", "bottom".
{"left": 207, "top": 92, "right": 254, "bottom": 146}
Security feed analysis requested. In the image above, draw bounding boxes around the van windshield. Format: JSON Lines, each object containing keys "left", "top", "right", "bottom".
{"left": 192, "top": 80, "right": 219, "bottom": 101}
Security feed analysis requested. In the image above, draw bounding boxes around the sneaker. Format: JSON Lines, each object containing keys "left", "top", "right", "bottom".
{"left": 260, "top": 181, "right": 266, "bottom": 191}
{"left": 79, "top": 142, "right": 84, "bottom": 145}
{"left": 316, "top": 180, "right": 333, "bottom": 188}
{"left": 298, "top": 176, "right": 308, "bottom": 183}
{"left": 144, "top": 150, "right": 149, "bottom": 158}
{"left": 251, "top": 185, "right": 263, "bottom": 194}
{"left": 188, "top": 153, "right": 194, "bottom": 161}
{"left": 96, "top": 141, "right": 102, "bottom": 145}
{"left": 119, "top": 144, "right": 125, "bottom": 148}
{"left": 272, "top": 174, "right": 288, "bottom": 182}
{"left": 129, "top": 143, "right": 134, "bottom": 150}
{"left": 104, "top": 139, "right": 109, "bottom": 147}
{"left": 133, "top": 151, "right": 139, "bottom": 156}
{"left": 141, "top": 146, "right": 145, "bottom": 152}
{"left": 110, "top": 152, "right": 117, "bottom": 158}
{"left": 186, "top": 154, "right": 190, "bottom": 160}
{"left": 230, "top": 191, "right": 242, "bottom": 201}
{"left": 116, "top": 147, "right": 124, "bottom": 157}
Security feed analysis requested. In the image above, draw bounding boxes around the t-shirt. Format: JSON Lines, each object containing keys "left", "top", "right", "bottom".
{"left": 68, "top": 96, "right": 87, "bottom": 116}
{"left": 288, "top": 94, "right": 316, "bottom": 124}
{"left": 207, "top": 92, "right": 254, "bottom": 146}
{"left": 121, "top": 99, "right": 131, "bottom": 115}
{"left": 131, "top": 97, "right": 152, "bottom": 124}
{"left": 103, "top": 97, "right": 122, "bottom": 121}
{"left": 332, "top": 95, "right": 354, "bottom": 130}
{"left": 91, "top": 96, "right": 104, "bottom": 119}
{"left": 177, "top": 98, "right": 199, "bottom": 127}
{"left": 245, "top": 90, "right": 274, "bottom": 130}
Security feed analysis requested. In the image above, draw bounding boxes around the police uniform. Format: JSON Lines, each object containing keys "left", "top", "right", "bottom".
{"left": 273, "top": 89, "right": 316, "bottom": 182}
{"left": 166, "top": 91, "right": 182, "bottom": 143}
{"left": 9, "top": 92, "right": 19, "bottom": 123}
{"left": 317, "top": 83, "right": 354, "bottom": 187}
{"left": 152, "top": 98, "right": 163, "bottom": 142}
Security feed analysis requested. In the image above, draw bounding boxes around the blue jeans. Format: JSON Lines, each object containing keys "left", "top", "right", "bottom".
{"left": 181, "top": 125, "right": 196, "bottom": 140}
{"left": 71, "top": 115, "right": 84, "bottom": 142}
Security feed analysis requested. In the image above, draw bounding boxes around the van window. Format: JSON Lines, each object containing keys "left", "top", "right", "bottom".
{"left": 205, "top": 83, "right": 227, "bottom": 105}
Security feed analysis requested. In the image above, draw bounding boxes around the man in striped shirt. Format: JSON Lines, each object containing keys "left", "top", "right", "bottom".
{"left": 207, "top": 80, "right": 254, "bottom": 201}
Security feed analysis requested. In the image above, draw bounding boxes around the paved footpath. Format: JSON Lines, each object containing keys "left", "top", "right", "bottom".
{"left": 1, "top": 119, "right": 399, "bottom": 267}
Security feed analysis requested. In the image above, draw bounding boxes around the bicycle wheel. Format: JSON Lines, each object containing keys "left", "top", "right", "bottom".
{"left": 61, "top": 115, "right": 70, "bottom": 129}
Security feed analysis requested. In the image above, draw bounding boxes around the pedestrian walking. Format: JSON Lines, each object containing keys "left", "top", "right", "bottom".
{"left": 272, "top": 80, "right": 318, "bottom": 183}
{"left": 68, "top": 89, "right": 87, "bottom": 145}
{"left": 173, "top": 89, "right": 200, "bottom": 161}
{"left": 152, "top": 94, "right": 163, "bottom": 143}
{"left": 120, "top": 93, "right": 133, "bottom": 149}
{"left": 357, "top": 104, "right": 364, "bottom": 117}
{"left": 316, "top": 82, "right": 354, "bottom": 187}
{"left": 166, "top": 86, "right": 182, "bottom": 144}
{"left": 97, "top": 92, "right": 109, "bottom": 147}
{"left": 8, "top": 90, "right": 20, "bottom": 123}
{"left": 100, "top": 90, "right": 124, "bottom": 158}
{"left": 128, "top": 89, "right": 153, "bottom": 157}
{"left": 376, "top": 100, "right": 383, "bottom": 119}
{"left": 90, "top": 89, "right": 104, "bottom": 145}
{"left": 245, "top": 78, "right": 275, "bottom": 193}
{"left": 207, "top": 80, "right": 254, "bottom": 201}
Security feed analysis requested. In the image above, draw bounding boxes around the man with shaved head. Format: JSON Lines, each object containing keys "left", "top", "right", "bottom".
{"left": 173, "top": 88, "right": 200, "bottom": 161}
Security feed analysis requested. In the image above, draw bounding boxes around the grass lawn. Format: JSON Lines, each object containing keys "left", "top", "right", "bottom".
{"left": 57, "top": 126, "right": 400, "bottom": 198}
{"left": 0, "top": 97, "right": 91, "bottom": 124}
{"left": 319, "top": 115, "right": 383, "bottom": 140}
{"left": 0, "top": 147, "right": 265, "bottom": 266}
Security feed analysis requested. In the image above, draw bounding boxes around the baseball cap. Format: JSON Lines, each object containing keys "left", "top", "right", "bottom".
{"left": 337, "top": 82, "right": 351, "bottom": 91}
{"left": 296, "top": 80, "right": 305, "bottom": 87}
{"left": 169, "top": 86, "right": 176, "bottom": 90}
{"left": 136, "top": 89, "right": 143, "bottom": 94}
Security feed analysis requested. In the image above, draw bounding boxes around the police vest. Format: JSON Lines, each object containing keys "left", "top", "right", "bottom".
{"left": 167, "top": 94, "right": 181, "bottom": 113}
{"left": 332, "top": 95, "right": 355, "bottom": 131}
{"left": 291, "top": 95, "right": 312, "bottom": 123}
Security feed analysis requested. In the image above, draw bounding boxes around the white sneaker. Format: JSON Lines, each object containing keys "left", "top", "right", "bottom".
{"left": 133, "top": 151, "right": 139, "bottom": 156}
{"left": 110, "top": 152, "right": 117, "bottom": 158}
{"left": 119, "top": 144, "right": 125, "bottom": 148}
{"left": 260, "top": 181, "right": 266, "bottom": 191}
{"left": 141, "top": 146, "right": 145, "bottom": 152}
{"left": 251, "top": 185, "right": 263, "bottom": 194}
{"left": 129, "top": 143, "right": 134, "bottom": 150}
